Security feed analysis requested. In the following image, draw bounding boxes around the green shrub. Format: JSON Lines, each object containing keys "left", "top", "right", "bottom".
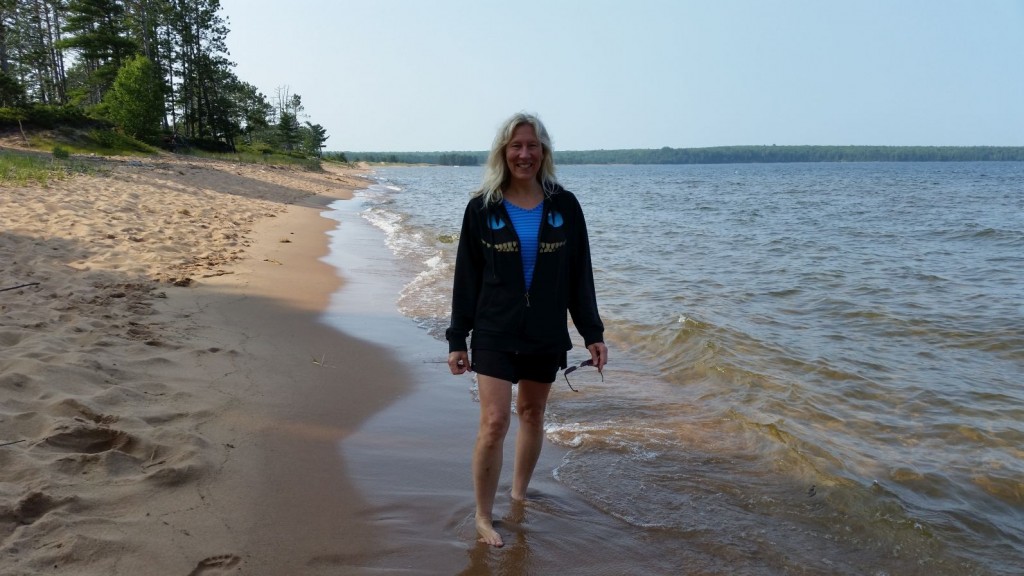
{"left": 237, "top": 141, "right": 273, "bottom": 155}
{"left": 104, "top": 56, "right": 163, "bottom": 142}
{"left": 90, "top": 129, "right": 118, "bottom": 148}
{"left": 52, "top": 146, "right": 70, "bottom": 159}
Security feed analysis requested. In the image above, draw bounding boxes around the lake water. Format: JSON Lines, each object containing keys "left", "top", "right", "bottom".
{"left": 351, "top": 162, "right": 1023, "bottom": 575}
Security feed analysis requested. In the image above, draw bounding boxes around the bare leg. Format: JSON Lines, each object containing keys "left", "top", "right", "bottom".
{"left": 473, "top": 375, "right": 513, "bottom": 547}
{"left": 511, "top": 379, "right": 552, "bottom": 501}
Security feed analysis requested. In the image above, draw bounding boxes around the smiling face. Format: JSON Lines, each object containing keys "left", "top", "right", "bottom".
{"left": 505, "top": 123, "right": 544, "bottom": 185}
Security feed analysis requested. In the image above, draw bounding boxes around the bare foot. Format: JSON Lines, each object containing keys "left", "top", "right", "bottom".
{"left": 476, "top": 515, "right": 504, "bottom": 547}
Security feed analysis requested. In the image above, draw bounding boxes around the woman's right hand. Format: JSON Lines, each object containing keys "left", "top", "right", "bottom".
{"left": 448, "top": 351, "right": 470, "bottom": 375}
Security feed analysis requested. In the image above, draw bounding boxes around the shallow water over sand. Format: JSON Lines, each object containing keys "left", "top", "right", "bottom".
{"left": 328, "top": 162, "right": 1024, "bottom": 575}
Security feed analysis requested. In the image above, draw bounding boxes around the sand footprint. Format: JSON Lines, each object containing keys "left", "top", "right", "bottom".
{"left": 187, "top": 554, "right": 241, "bottom": 575}
{"left": 43, "top": 425, "right": 132, "bottom": 454}
{"left": 13, "top": 491, "right": 66, "bottom": 525}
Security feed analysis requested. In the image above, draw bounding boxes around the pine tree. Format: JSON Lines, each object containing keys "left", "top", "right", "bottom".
{"left": 167, "top": 0, "right": 230, "bottom": 140}
{"left": 302, "top": 121, "right": 327, "bottom": 157}
{"left": 276, "top": 109, "right": 299, "bottom": 151}
{"left": 59, "top": 0, "right": 138, "bottom": 104}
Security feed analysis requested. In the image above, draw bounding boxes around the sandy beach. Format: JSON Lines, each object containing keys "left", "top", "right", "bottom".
{"left": 0, "top": 152, "right": 413, "bottom": 575}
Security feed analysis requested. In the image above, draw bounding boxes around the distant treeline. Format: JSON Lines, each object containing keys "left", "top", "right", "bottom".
{"left": 338, "top": 145, "right": 1024, "bottom": 166}
{"left": 557, "top": 146, "right": 1024, "bottom": 164}
{"left": 338, "top": 151, "right": 485, "bottom": 165}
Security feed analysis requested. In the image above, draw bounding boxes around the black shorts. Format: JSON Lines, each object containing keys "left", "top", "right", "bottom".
{"left": 471, "top": 349, "right": 567, "bottom": 384}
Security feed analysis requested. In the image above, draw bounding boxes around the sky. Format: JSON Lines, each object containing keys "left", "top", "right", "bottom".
{"left": 218, "top": 0, "right": 1024, "bottom": 152}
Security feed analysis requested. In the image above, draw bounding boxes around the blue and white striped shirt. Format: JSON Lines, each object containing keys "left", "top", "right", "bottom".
{"left": 503, "top": 199, "right": 543, "bottom": 290}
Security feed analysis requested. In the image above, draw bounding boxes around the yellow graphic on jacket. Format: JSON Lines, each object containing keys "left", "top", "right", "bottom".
{"left": 539, "top": 240, "right": 566, "bottom": 253}
{"left": 481, "top": 239, "right": 519, "bottom": 253}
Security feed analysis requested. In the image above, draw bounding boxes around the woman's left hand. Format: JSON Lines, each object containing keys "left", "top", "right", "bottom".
{"left": 448, "top": 351, "right": 470, "bottom": 375}
{"left": 587, "top": 342, "right": 608, "bottom": 373}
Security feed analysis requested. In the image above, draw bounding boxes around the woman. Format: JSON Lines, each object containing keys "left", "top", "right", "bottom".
{"left": 446, "top": 112, "right": 607, "bottom": 547}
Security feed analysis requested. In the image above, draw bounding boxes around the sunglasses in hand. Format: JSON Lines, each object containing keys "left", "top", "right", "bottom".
{"left": 563, "top": 358, "right": 603, "bottom": 392}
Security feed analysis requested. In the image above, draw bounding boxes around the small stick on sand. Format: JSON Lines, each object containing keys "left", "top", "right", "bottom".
{"left": 0, "top": 282, "right": 41, "bottom": 293}
{"left": 0, "top": 439, "right": 27, "bottom": 448}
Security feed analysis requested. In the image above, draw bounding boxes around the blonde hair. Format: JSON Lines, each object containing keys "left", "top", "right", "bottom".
{"left": 474, "top": 112, "right": 558, "bottom": 205}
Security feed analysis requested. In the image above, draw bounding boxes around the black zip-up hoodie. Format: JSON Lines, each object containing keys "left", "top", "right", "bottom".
{"left": 445, "top": 184, "right": 604, "bottom": 356}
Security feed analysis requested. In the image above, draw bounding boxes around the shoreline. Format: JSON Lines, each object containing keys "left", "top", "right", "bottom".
{"left": 153, "top": 170, "right": 418, "bottom": 574}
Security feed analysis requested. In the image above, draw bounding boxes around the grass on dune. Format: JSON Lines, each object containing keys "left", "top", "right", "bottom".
{"left": 183, "top": 148, "right": 323, "bottom": 171}
{"left": 0, "top": 149, "right": 100, "bottom": 186}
